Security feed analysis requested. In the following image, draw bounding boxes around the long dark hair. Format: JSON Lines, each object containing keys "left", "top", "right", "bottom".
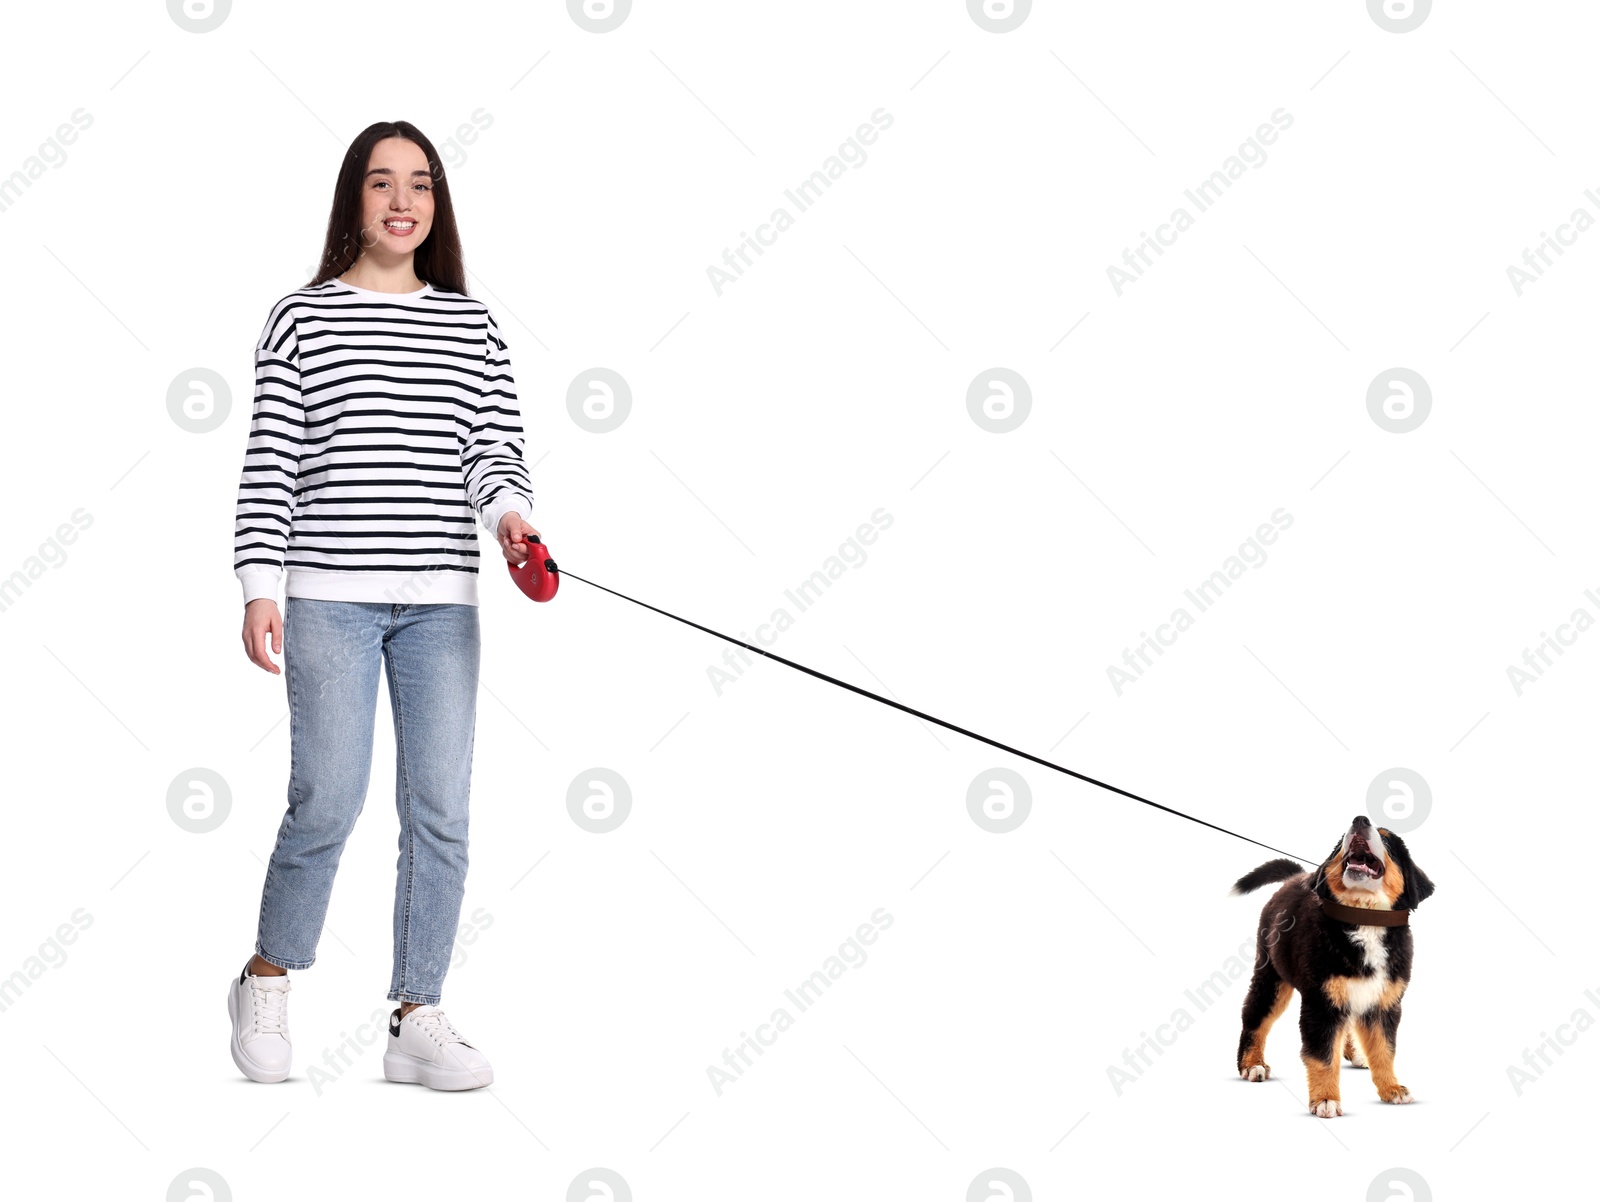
{"left": 308, "top": 121, "right": 469, "bottom": 294}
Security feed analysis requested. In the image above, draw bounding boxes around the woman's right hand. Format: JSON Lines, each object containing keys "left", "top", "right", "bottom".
{"left": 243, "top": 598, "right": 284, "bottom": 675}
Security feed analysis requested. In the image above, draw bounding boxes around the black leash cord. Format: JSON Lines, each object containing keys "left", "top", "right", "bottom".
{"left": 558, "top": 569, "right": 1313, "bottom": 865}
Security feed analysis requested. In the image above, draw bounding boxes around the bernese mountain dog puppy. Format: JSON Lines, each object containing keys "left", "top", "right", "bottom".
{"left": 1231, "top": 814, "right": 1435, "bottom": 1117}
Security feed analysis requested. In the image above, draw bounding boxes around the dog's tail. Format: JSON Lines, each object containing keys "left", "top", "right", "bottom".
{"left": 1230, "top": 858, "right": 1305, "bottom": 895}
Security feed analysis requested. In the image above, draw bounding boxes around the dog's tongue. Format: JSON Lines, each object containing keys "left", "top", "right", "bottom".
{"left": 1346, "top": 832, "right": 1382, "bottom": 877}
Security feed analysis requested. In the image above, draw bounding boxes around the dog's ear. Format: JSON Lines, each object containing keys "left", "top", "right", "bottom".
{"left": 1382, "top": 830, "right": 1435, "bottom": 910}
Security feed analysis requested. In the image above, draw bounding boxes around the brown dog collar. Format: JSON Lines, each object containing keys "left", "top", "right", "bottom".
{"left": 1320, "top": 898, "right": 1409, "bottom": 926}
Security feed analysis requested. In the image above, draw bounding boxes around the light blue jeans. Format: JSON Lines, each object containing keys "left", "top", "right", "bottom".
{"left": 255, "top": 598, "right": 480, "bottom": 1004}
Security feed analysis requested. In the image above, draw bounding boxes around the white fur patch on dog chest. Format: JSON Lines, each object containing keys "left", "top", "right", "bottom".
{"left": 1340, "top": 926, "right": 1390, "bottom": 1013}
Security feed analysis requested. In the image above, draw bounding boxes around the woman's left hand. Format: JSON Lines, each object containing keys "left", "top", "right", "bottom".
{"left": 497, "top": 513, "right": 543, "bottom": 565}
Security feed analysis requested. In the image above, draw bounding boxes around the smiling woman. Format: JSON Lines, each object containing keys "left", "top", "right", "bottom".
{"left": 227, "top": 120, "right": 541, "bottom": 1094}
{"left": 311, "top": 128, "right": 463, "bottom": 293}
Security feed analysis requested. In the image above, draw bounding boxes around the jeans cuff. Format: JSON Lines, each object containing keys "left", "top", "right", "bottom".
{"left": 388, "top": 989, "right": 442, "bottom": 1005}
{"left": 255, "top": 946, "right": 313, "bottom": 972}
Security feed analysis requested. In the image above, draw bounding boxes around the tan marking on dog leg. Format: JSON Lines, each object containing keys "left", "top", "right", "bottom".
{"left": 1323, "top": 978, "right": 1351, "bottom": 1009}
{"left": 1303, "top": 1053, "right": 1342, "bottom": 1117}
{"left": 1240, "top": 981, "right": 1294, "bottom": 1081}
{"left": 1356, "top": 1015, "right": 1411, "bottom": 1103}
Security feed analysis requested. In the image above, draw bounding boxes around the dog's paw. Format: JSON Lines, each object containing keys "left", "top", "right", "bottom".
{"left": 1310, "top": 1098, "right": 1343, "bottom": 1118}
{"left": 1342, "top": 1039, "right": 1367, "bottom": 1068}
{"left": 1379, "top": 1084, "right": 1413, "bottom": 1104}
{"left": 1241, "top": 1063, "right": 1270, "bottom": 1082}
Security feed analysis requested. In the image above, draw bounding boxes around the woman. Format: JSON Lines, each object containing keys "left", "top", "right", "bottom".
{"left": 228, "top": 121, "right": 538, "bottom": 1091}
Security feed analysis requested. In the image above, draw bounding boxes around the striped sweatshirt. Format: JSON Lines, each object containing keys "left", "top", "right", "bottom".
{"left": 232, "top": 277, "right": 534, "bottom": 607}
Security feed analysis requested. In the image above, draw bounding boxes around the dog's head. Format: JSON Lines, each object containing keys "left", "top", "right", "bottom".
{"left": 1314, "top": 815, "right": 1435, "bottom": 911}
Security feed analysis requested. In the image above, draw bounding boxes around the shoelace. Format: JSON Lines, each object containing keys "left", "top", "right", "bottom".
{"left": 250, "top": 979, "right": 290, "bottom": 1037}
{"left": 412, "top": 1008, "right": 466, "bottom": 1047}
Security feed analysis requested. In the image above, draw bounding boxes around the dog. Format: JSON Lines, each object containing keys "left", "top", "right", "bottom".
{"left": 1230, "top": 814, "right": 1435, "bottom": 1117}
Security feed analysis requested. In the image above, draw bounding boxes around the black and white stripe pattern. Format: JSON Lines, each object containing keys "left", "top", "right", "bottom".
{"left": 233, "top": 279, "right": 533, "bottom": 606}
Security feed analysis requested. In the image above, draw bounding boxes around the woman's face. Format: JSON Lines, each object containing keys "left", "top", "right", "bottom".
{"left": 356, "top": 137, "right": 435, "bottom": 257}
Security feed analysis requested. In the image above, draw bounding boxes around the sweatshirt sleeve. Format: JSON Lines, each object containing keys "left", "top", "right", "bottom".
{"left": 464, "top": 306, "right": 535, "bottom": 536}
{"left": 233, "top": 302, "right": 305, "bottom": 606}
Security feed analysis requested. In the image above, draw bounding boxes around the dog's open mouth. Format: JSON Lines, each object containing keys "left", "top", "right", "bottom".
{"left": 1344, "top": 833, "right": 1384, "bottom": 879}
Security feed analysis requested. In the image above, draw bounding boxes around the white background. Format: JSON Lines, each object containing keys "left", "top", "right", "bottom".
{"left": 2, "top": 1, "right": 1593, "bottom": 1199}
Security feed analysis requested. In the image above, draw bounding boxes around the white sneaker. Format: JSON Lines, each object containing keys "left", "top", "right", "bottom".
{"left": 227, "top": 962, "right": 292, "bottom": 1083}
{"left": 383, "top": 1004, "right": 493, "bottom": 1091}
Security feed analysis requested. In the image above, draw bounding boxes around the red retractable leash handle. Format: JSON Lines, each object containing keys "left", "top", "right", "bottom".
{"left": 507, "top": 535, "right": 559, "bottom": 601}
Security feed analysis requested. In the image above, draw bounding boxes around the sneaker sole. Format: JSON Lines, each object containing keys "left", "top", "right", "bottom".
{"left": 227, "top": 982, "right": 291, "bottom": 1083}
{"left": 383, "top": 1049, "right": 493, "bottom": 1091}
